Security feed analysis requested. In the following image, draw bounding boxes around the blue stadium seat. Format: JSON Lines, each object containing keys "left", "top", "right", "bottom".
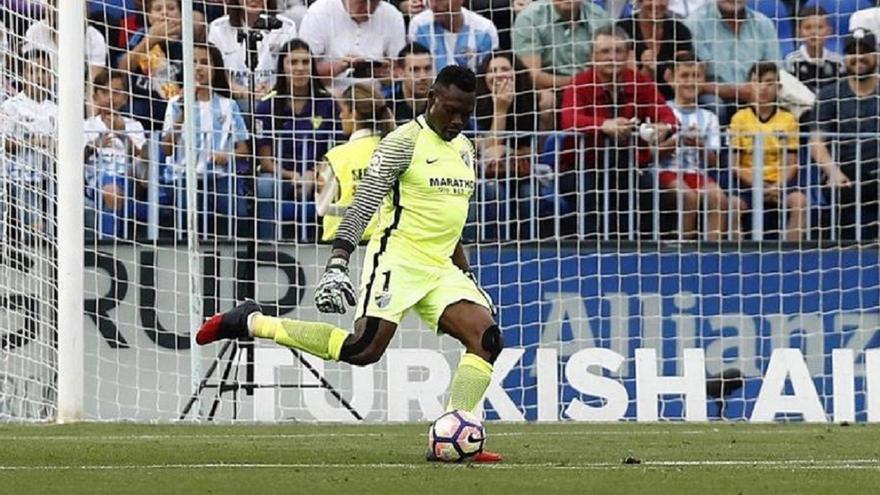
{"left": 803, "top": 0, "right": 873, "bottom": 53}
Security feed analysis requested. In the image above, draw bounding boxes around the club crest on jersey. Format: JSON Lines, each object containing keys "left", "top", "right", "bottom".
{"left": 374, "top": 291, "right": 392, "bottom": 309}
{"left": 460, "top": 150, "right": 474, "bottom": 169}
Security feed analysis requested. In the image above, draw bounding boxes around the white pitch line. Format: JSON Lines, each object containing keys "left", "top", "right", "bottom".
{"left": 0, "top": 429, "right": 830, "bottom": 442}
{"left": 0, "top": 460, "right": 876, "bottom": 472}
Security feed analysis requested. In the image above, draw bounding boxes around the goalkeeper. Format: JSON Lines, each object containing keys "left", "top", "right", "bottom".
{"left": 197, "top": 66, "right": 502, "bottom": 463}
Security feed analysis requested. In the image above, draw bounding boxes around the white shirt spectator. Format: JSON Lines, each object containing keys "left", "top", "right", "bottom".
{"left": 208, "top": 14, "right": 299, "bottom": 96}
{"left": 665, "top": 101, "right": 720, "bottom": 172}
{"left": 23, "top": 19, "right": 108, "bottom": 69}
{"left": 299, "top": 0, "right": 406, "bottom": 91}
{"left": 668, "top": 0, "right": 709, "bottom": 19}
{"left": 83, "top": 115, "right": 147, "bottom": 176}
{"left": 407, "top": 7, "right": 499, "bottom": 71}
{"left": 0, "top": 93, "right": 57, "bottom": 183}
{"left": 850, "top": 8, "right": 880, "bottom": 46}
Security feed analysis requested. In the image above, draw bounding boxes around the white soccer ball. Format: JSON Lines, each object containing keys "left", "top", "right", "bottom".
{"left": 428, "top": 410, "right": 486, "bottom": 462}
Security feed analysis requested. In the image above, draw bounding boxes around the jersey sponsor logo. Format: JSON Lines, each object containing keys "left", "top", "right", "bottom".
{"left": 428, "top": 177, "right": 476, "bottom": 196}
{"left": 367, "top": 152, "right": 383, "bottom": 176}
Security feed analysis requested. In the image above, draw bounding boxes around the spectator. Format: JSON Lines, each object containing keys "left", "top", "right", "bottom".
{"left": 84, "top": 70, "right": 147, "bottom": 236}
{"left": 686, "top": 0, "right": 781, "bottom": 121}
{"left": 512, "top": 0, "right": 611, "bottom": 91}
{"left": 161, "top": 44, "right": 249, "bottom": 235}
{"left": 617, "top": 0, "right": 694, "bottom": 100}
{"left": 407, "top": 0, "right": 499, "bottom": 72}
{"left": 661, "top": 52, "right": 742, "bottom": 240}
{"left": 299, "top": 0, "right": 406, "bottom": 93}
{"left": 561, "top": 26, "right": 677, "bottom": 235}
{"left": 0, "top": 50, "right": 56, "bottom": 237}
{"left": 24, "top": 0, "right": 108, "bottom": 78}
{"left": 118, "top": 0, "right": 207, "bottom": 130}
{"left": 315, "top": 83, "right": 394, "bottom": 242}
{"left": 208, "top": 0, "right": 298, "bottom": 102}
{"left": 810, "top": 28, "right": 880, "bottom": 239}
{"left": 730, "top": 62, "right": 807, "bottom": 241}
{"left": 473, "top": 51, "right": 547, "bottom": 237}
{"left": 280, "top": 0, "right": 310, "bottom": 28}
{"left": 254, "top": 39, "right": 340, "bottom": 239}
{"left": 785, "top": 6, "right": 844, "bottom": 95}
{"left": 391, "top": 42, "right": 434, "bottom": 124}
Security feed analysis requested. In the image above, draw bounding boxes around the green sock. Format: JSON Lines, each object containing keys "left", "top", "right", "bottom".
{"left": 251, "top": 314, "right": 348, "bottom": 361}
{"left": 447, "top": 353, "right": 493, "bottom": 413}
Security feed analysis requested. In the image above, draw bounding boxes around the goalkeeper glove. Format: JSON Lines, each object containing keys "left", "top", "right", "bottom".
{"left": 315, "top": 257, "right": 357, "bottom": 314}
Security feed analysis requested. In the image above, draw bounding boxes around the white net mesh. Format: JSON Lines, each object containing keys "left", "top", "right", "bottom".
{"left": 0, "top": 0, "right": 878, "bottom": 422}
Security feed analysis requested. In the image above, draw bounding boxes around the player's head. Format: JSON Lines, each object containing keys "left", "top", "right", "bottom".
{"left": 340, "top": 83, "right": 395, "bottom": 137}
{"left": 426, "top": 65, "right": 476, "bottom": 141}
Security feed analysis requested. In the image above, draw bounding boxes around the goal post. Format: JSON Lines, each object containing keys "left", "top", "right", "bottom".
{"left": 56, "top": 0, "right": 85, "bottom": 423}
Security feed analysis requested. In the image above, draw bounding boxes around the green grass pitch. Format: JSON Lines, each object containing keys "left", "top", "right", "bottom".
{"left": 1, "top": 423, "right": 878, "bottom": 494}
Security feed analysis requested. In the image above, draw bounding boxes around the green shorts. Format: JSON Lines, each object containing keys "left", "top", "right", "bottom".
{"left": 355, "top": 245, "right": 493, "bottom": 331}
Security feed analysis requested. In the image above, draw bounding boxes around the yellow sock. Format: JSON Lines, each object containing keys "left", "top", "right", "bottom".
{"left": 251, "top": 314, "right": 348, "bottom": 361}
{"left": 447, "top": 353, "right": 493, "bottom": 413}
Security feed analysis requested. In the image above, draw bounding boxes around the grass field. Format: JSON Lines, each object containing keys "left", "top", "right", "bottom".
{"left": 1, "top": 423, "right": 878, "bottom": 494}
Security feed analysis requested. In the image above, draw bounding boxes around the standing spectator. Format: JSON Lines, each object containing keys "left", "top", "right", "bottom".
{"left": 561, "top": 26, "right": 677, "bottom": 236}
{"left": 0, "top": 50, "right": 56, "bottom": 237}
{"left": 254, "top": 39, "right": 340, "bottom": 239}
{"left": 686, "top": 0, "right": 781, "bottom": 122}
{"left": 84, "top": 70, "right": 147, "bottom": 237}
{"left": 512, "top": 0, "right": 611, "bottom": 91}
{"left": 161, "top": 45, "right": 249, "bottom": 235}
{"left": 407, "top": 0, "right": 499, "bottom": 72}
{"left": 208, "top": 0, "right": 298, "bottom": 102}
{"left": 391, "top": 42, "right": 434, "bottom": 124}
{"left": 473, "top": 51, "right": 546, "bottom": 237}
{"left": 118, "top": 0, "right": 207, "bottom": 130}
{"left": 315, "top": 83, "right": 394, "bottom": 242}
{"left": 810, "top": 29, "right": 880, "bottom": 239}
{"left": 299, "top": 0, "right": 406, "bottom": 93}
{"left": 617, "top": 0, "right": 694, "bottom": 100}
{"left": 730, "top": 62, "right": 807, "bottom": 241}
{"left": 661, "top": 52, "right": 741, "bottom": 240}
{"left": 24, "top": 0, "right": 108, "bottom": 78}
{"left": 785, "top": 6, "right": 844, "bottom": 95}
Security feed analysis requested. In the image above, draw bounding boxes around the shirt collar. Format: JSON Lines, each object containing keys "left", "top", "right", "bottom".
{"left": 799, "top": 44, "right": 831, "bottom": 62}
{"left": 551, "top": 1, "right": 585, "bottom": 23}
{"left": 348, "top": 128, "right": 376, "bottom": 141}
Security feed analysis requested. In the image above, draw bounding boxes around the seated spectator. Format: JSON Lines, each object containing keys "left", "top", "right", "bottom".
{"left": 24, "top": 0, "right": 108, "bottom": 78}
{"left": 315, "top": 83, "right": 394, "bottom": 242}
{"left": 0, "top": 50, "right": 56, "bottom": 238}
{"left": 473, "top": 51, "right": 548, "bottom": 237}
{"left": 512, "top": 0, "right": 611, "bottom": 91}
{"left": 392, "top": 42, "right": 434, "bottom": 124}
{"left": 118, "top": 0, "right": 207, "bottom": 130}
{"left": 785, "top": 6, "right": 844, "bottom": 95}
{"left": 730, "top": 62, "right": 807, "bottom": 241}
{"left": 208, "top": 0, "right": 298, "bottom": 102}
{"left": 661, "top": 52, "right": 743, "bottom": 240}
{"left": 407, "top": 0, "right": 499, "bottom": 72}
{"left": 161, "top": 45, "right": 249, "bottom": 236}
{"left": 686, "top": 0, "right": 781, "bottom": 122}
{"left": 617, "top": 0, "right": 694, "bottom": 100}
{"left": 299, "top": 0, "right": 406, "bottom": 93}
{"left": 810, "top": 29, "right": 880, "bottom": 240}
{"left": 84, "top": 70, "right": 147, "bottom": 237}
{"left": 561, "top": 26, "right": 677, "bottom": 236}
{"left": 254, "top": 39, "right": 340, "bottom": 239}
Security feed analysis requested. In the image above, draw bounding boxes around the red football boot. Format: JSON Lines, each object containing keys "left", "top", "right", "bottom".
{"left": 195, "top": 300, "right": 261, "bottom": 345}
{"left": 471, "top": 451, "right": 503, "bottom": 463}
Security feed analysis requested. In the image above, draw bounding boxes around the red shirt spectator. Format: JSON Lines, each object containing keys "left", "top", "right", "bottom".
{"left": 561, "top": 28, "right": 677, "bottom": 168}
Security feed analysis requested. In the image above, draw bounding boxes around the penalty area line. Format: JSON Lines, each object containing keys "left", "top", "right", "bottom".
{"left": 0, "top": 460, "right": 877, "bottom": 472}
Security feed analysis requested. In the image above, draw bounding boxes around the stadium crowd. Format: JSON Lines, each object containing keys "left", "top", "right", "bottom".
{"left": 0, "top": 0, "right": 879, "bottom": 242}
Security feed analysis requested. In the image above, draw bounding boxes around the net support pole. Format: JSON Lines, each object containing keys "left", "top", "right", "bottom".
{"left": 57, "top": 0, "right": 86, "bottom": 422}
{"left": 181, "top": 0, "right": 204, "bottom": 417}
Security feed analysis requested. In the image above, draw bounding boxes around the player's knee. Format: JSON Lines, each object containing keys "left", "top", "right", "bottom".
{"left": 339, "top": 317, "right": 384, "bottom": 365}
{"left": 480, "top": 325, "right": 504, "bottom": 364}
{"left": 348, "top": 345, "right": 385, "bottom": 366}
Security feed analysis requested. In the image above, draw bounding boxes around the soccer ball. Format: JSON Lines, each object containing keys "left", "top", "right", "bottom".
{"left": 428, "top": 410, "right": 485, "bottom": 462}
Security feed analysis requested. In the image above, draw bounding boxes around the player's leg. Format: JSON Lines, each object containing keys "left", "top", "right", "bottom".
{"left": 196, "top": 300, "right": 399, "bottom": 365}
{"left": 659, "top": 172, "right": 698, "bottom": 239}
{"left": 438, "top": 301, "right": 501, "bottom": 412}
{"left": 702, "top": 178, "right": 729, "bottom": 241}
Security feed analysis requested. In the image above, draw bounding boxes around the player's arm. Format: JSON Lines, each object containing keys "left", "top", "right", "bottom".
{"left": 315, "top": 130, "right": 414, "bottom": 314}
{"left": 329, "top": 132, "right": 413, "bottom": 262}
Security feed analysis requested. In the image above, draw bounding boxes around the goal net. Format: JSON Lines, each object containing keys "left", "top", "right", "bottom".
{"left": 1, "top": 0, "right": 879, "bottom": 423}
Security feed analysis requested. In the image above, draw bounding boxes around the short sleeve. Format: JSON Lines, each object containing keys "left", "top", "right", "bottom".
{"left": 512, "top": 6, "right": 541, "bottom": 57}
{"left": 230, "top": 100, "right": 249, "bottom": 143}
{"left": 86, "top": 26, "right": 109, "bottom": 67}
{"left": 128, "top": 120, "right": 148, "bottom": 151}
{"left": 704, "top": 111, "right": 721, "bottom": 152}
{"left": 729, "top": 111, "right": 748, "bottom": 150}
